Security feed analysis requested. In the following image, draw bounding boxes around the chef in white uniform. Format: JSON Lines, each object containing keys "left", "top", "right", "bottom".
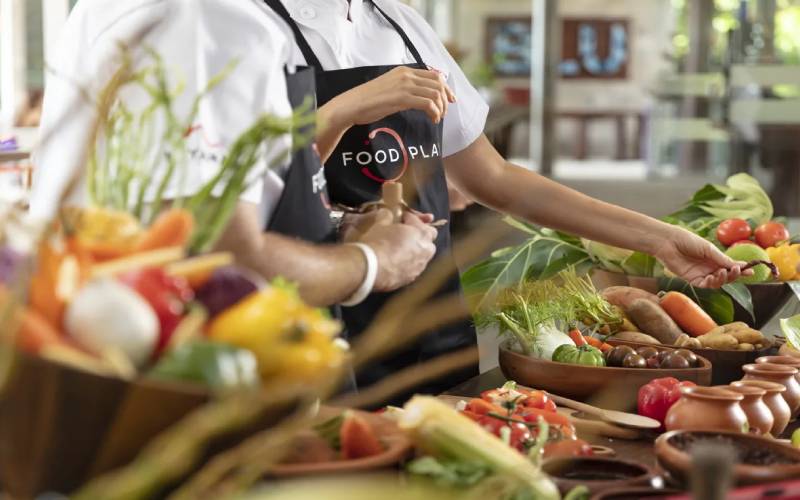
{"left": 31, "top": 0, "right": 439, "bottom": 309}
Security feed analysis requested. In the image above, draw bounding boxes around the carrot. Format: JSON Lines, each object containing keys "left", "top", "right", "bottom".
{"left": 135, "top": 208, "right": 195, "bottom": 252}
{"left": 659, "top": 291, "right": 717, "bottom": 337}
{"left": 568, "top": 329, "right": 587, "bottom": 346}
{"left": 15, "top": 306, "right": 66, "bottom": 354}
{"left": 583, "top": 335, "right": 613, "bottom": 353}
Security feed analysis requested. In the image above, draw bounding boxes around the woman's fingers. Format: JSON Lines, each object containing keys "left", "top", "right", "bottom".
{"left": 408, "top": 96, "right": 442, "bottom": 123}
{"left": 410, "top": 86, "right": 446, "bottom": 119}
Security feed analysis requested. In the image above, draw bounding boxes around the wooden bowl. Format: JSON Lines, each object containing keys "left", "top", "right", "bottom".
{"left": 542, "top": 457, "right": 655, "bottom": 496}
{"left": 589, "top": 487, "right": 683, "bottom": 500}
{"left": 591, "top": 270, "right": 793, "bottom": 329}
{"left": 498, "top": 342, "right": 711, "bottom": 410}
{"left": 655, "top": 430, "right": 800, "bottom": 485}
{"left": 268, "top": 407, "right": 412, "bottom": 477}
{"left": 0, "top": 350, "right": 298, "bottom": 497}
{"left": 609, "top": 337, "right": 774, "bottom": 385}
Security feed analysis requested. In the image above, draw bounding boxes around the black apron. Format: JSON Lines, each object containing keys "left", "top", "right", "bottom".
{"left": 267, "top": 0, "right": 477, "bottom": 399}
{"left": 265, "top": 64, "right": 333, "bottom": 242}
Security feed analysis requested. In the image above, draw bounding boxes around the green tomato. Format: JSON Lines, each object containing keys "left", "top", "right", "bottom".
{"left": 792, "top": 428, "right": 800, "bottom": 448}
{"left": 552, "top": 344, "right": 606, "bottom": 367}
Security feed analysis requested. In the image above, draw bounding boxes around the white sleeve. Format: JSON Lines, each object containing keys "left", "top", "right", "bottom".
{"left": 396, "top": 6, "right": 489, "bottom": 158}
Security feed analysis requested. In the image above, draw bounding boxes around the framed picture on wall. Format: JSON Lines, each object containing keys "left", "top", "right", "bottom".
{"left": 560, "top": 18, "right": 629, "bottom": 79}
{"left": 484, "top": 17, "right": 630, "bottom": 80}
{"left": 485, "top": 17, "right": 532, "bottom": 78}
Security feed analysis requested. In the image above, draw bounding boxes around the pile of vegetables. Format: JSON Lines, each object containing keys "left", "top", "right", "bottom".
{"left": 462, "top": 174, "right": 799, "bottom": 329}
{"left": 474, "top": 269, "right": 622, "bottom": 363}
{"left": 398, "top": 395, "right": 561, "bottom": 500}
{"left": 452, "top": 381, "right": 592, "bottom": 459}
{"left": 603, "top": 286, "right": 768, "bottom": 352}
{"left": 7, "top": 208, "right": 347, "bottom": 391}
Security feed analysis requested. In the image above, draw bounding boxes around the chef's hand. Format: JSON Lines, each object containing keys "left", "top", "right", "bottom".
{"left": 323, "top": 66, "right": 455, "bottom": 127}
{"left": 341, "top": 209, "right": 434, "bottom": 242}
{"left": 358, "top": 209, "right": 438, "bottom": 292}
{"left": 655, "top": 227, "right": 750, "bottom": 288}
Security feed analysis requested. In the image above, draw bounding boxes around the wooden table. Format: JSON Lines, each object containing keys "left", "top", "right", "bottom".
{"left": 0, "top": 150, "right": 30, "bottom": 162}
{"left": 444, "top": 367, "right": 800, "bottom": 473}
{"left": 558, "top": 110, "right": 644, "bottom": 161}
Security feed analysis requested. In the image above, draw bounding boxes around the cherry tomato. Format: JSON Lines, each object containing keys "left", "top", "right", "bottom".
{"left": 507, "top": 421, "right": 533, "bottom": 451}
{"left": 754, "top": 221, "right": 790, "bottom": 249}
{"left": 466, "top": 398, "right": 505, "bottom": 416}
{"left": 716, "top": 219, "right": 752, "bottom": 247}
{"left": 521, "top": 390, "right": 558, "bottom": 413}
{"left": 543, "top": 439, "right": 594, "bottom": 458}
{"left": 730, "top": 239, "right": 755, "bottom": 247}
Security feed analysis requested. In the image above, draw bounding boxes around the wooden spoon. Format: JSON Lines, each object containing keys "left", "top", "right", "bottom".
{"left": 548, "top": 393, "right": 661, "bottom": 430}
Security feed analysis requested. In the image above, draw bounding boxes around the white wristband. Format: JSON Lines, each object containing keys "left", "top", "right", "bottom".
{"left": 341, "top": 243, "right": 378, "bottom": 307}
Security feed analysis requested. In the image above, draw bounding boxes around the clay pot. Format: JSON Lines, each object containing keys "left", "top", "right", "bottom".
{"left": 757, "top": 355, "right": 800, "bottom": 384}
{"left": 724, "top": 384, "right": 773, "bottom": 436}
{"left": 731, "top": 380, "right": 791, "bottom": 436}
{"left": 665, "top": 386, "right": 748, "bottom": 433}
{"left": 742, "top": 363, "right": 800, "bottom": 418}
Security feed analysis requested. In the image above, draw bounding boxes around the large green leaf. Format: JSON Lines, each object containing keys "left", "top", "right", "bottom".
{"left": 780, "top": 314, "right": 800, "bottom": 351}
{"left": 461, "top": 233, "right": 590, "bottom": 310}
{"left": 788, "top": 281, "right": 800, "bottom": 305}
{"left": 721, "top": 282, "right": 754, "bottom": 321}
{"left": 658, "top": 278, "right": 735, "bottom": 324}
{"left": 621, "top": 252, "right": 657, "bottom": 277}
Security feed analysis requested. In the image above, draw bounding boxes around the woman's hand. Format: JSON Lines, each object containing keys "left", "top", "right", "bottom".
{"left": 316, "top": 66, "right": 455, "bottom": 162}
{"left": 654, "top": 227, "right": 749, "bottom": 288}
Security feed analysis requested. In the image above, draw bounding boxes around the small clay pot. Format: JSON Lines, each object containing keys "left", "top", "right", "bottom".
{"left": 742, "top": 363, "right": 800, "bottom": 418}
{"left": 732, "top": 380, "right": 791, "bottom": 436}
{"left": 724, "top": 384, "right": 773, "bottom": 436}
{"left": 757, "top": 355, "right": 800, "bottom": 385}
{"left": 665, "top": 386, "right": 748, "bottom": 433}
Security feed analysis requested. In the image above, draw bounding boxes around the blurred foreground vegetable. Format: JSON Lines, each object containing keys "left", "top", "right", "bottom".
{"left": 208, "top": 283, "right": 345, "bottom": 383}
{"left": 149, "top": 340, "right": 259, "bottom": 391}
{"left": 398, "top": 396, "right": 560, "bottom": 500}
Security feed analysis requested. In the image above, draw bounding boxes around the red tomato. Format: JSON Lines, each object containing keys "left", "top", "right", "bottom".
{"left": 340, "top": 413, "right": 384, "bottom": 459}
{"left": 507, "top": 421, "right": 533, "bottom": 451}
{"left": 716, "top": 219, "right": 752, "bottom": 247}
{"left": 754, "top": 222, "right": 790, "bottom": 249}
{"left": 730, "top": 239, "right": 755, "bottom": 247}
{"left": 466, "top": 398, "right": 505, "bottom": 416}
{"left": 521, "top": 390, "right": 558, "bottom": 413}
{"left": 543, "top": 439, "right": 594, "bottom": 459}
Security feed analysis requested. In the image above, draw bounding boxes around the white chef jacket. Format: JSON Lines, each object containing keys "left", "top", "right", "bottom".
{"left": 277, "top": 0, "right": 489, "bottom": 158}
{"left": 31, "top": 0, "right": 295, "bottom": 224}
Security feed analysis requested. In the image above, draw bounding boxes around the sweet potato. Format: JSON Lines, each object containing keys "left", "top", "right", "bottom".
{"left": 699, "top": 333, "right": 739, "bottom": 350}
{"left": 601, "top": 286, "right": 660, "bottom": 311}
{"left": 612, "top": 331, "right": 661, "bottom": 345}
{"left": 626, "top": 299, "right": 684, "bottom": 345}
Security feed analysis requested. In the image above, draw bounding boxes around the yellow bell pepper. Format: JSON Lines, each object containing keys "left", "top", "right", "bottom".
{"left": 65, "top": 206, "right": 143, "bottom": 261}
{"left": 207, "top": 286, "right": 344, "bottom": 383}
{"left": 766, "top": 244, "right": 800, "bottom": 281}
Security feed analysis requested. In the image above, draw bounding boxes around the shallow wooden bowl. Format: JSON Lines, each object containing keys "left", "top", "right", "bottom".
{"left": 655, "top": 430, "right": 800, "bottom": 485}
{"left": 0, "top": 350, "right": 298, "bottom": 497}
{"left": 591, "top": 270, "right": 794, "bottom": 329}
{"left": 268, "top": 407, "right": 412, "bottom": 477}
{"left": 542, "top": 457, "right": 655, "bottom": 496}
{"left": 498, "top": 342, "right": 711, "bottom": 411}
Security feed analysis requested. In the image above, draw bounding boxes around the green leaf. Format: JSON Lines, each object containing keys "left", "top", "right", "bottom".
{"left": 722, "top": 282, "right": 755, "bottom": 321}
{"left": 788, "top": 281, "right": 800, "bottom": 306}
{"left": 620, "top": 252, "right": 657, "bottom": 277}
{"left": 691, "top": 184, "right": 724, "bottom": 204}
{"left": 502, "top": 217, "right": 539, "bottom": 235}
{"left": 407, "top": 456, "right": 491, "bottom": 488}
{"left": 780, "top": 314, "right": 800, "bottom": 352}
{"left": 461, "top": 233, "right": 589, "bottom": 310}
{"left": 658, "top": 278, "right": 734, "bottom": 324}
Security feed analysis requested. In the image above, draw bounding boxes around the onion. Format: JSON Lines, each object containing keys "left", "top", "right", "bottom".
{"left": 65, "top": 278, "right": 158, "bottom": 367}
{"left": 194, "top": 266, "right": 262, "bottom": 318}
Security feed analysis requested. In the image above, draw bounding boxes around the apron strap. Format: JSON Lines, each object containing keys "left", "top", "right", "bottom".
{"left": 369, "top": 0, "right": 426, "bottom": 67}
{"left": 261, "top": 0, "right": 324, "bottom": 69}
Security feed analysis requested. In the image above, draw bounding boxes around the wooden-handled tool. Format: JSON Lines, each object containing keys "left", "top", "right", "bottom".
{"left": 548, "top": 393, "right": 661, "bottom": 430}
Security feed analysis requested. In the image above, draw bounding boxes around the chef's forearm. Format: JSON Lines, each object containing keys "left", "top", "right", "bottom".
{"left": 214, "top": 203, "right": 364, "bottom": 307}
{"left": 316, "top": 98, "right": 352, "bottom": 163}
{"left": 445, "top": 135, "right": 672, "bottom": 254}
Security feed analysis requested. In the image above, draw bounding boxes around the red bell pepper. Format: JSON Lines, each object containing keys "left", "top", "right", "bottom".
{"left": 120, "top": 267, "right": 194, "bottom": 357}
{"left": 637, "top": 377, "right": 696, "bottom": 428}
